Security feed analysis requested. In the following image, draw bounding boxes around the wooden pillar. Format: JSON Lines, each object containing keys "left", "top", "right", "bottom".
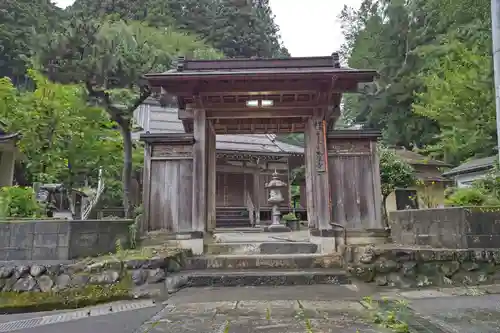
{"left": 287, "top": 157, "right": 292, "bottom": 213}
{"left": 0, "top": 151, "right": 15, "bottom": 187}
{"left": 207, "top": 121, "right": 217, "bottom": 232}
{"left": 304, "top": 127, "right": 317, "bottom": 228}
{"left": 253, "top": 168, "right": 261, "bottom": 226}
{"left": 192, "top": 109, "right": 207, "bottom": 233}
{"left": 305, "top": 110, "right": 331, "bottom": 231}
{"left": 141, "top": 143, "right": 152, "bottom": 233}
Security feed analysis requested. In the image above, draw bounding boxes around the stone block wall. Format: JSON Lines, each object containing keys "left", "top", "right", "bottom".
{"left": 0, "top": 219, "right": 133, "bottom": 260}
{"left": 389, "top": 207, "right": 500, "bottom": 248}
{"left": 346, "top": 245, "right": 500, "bottom": 288}
{"left": 0, "top": 249, "right": 190, "bottom": 292}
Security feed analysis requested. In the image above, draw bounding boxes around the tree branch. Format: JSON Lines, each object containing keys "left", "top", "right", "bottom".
{"left": 85, "top": 80, "right": 124, "bottom": 124}
{"left": 126, "top": 84, "right": 151, "bottom": 115}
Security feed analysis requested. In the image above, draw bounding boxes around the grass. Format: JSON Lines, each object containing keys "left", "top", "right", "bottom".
{"left": 0, "top": 279, "right": 133, "bottom": 314}
{"left": 89, "top": 245, "right": 184, "bottom": 262}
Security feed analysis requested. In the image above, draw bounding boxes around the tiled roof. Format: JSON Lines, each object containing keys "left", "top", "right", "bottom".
{"left": 216, "top": 134, "right": 303, "bottom": 154}
{"left": 133, "top": 99, "right": 303, "bottom": 155}
{"left": 394, "top": 149, "right": 450, "bottom": 167}
{"left": 443, "top": 155, "right": 497, "bottom": 177}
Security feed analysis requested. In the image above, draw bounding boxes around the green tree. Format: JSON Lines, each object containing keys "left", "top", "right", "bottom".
{"left": 68, "top": 0, "right": 289, "bottom": 58}
{"left": 0, "top": 70, "right": 122, "bottom": 187}
{"left": 33, "top": 17, "right": 222, "bottom": 217}
{"left": 0, "top": 0, "right": 63, "bottom": 84}
{"left": 379, "top": 148, "right": 416, "bottom": 227}
{"left": 413, "top": 40, "right": 496, "bottom": 165}
{"left": 338, "top": 0, "right": 491, "bottom": 158}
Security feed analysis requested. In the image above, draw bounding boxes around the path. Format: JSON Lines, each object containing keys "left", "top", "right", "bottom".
{"left": 2, "top": 284, "right": 500, "bottom": 332}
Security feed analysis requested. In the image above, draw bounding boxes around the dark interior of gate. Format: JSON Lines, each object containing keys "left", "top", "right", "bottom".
{"left": 141, "top": 54, "right": 386, "bottom": 244}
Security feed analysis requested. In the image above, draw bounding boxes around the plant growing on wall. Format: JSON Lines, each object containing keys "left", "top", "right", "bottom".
{"left": 379, "top": 148, "right": 416, "bottom": 228}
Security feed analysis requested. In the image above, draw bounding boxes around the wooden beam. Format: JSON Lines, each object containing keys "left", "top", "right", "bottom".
{"left": 188, "top": 101, "right": 325, "bottom": 111}
{"left": 163, "top": 78, "right": 361, "bottom": 96}
{"left": 179, "top": 109, "right": 315, "bottom": 120}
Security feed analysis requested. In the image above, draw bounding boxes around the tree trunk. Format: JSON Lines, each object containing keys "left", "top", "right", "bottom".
{"left": 120, "top": 121, "right": 133, "bottom": 218}
{"left": 382, "top": 195, "right": 389, "bottom": 229}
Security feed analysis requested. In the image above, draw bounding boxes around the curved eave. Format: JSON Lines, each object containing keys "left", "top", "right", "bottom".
{"left": 145, "top": 69, "right": 378, "bottom": 85}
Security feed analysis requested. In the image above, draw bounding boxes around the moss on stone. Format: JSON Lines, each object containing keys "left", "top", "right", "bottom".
{"left": 0, "top": 279, "right": 132, "bottom": 314}
{"left": 92, "top": 246, "right": 184, "bottom": 262}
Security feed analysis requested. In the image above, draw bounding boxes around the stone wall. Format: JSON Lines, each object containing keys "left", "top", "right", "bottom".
{"left": 0, "top": 219, "right": 134, "bottom": 260}
{"left": 389, "top": 207, "right": 500, "bottom": 248}
{"left": 346, "top": 245, "right": 500, "bottom": 288}
{"left": 0, "top": 249, "right": 190, "bottom": 292}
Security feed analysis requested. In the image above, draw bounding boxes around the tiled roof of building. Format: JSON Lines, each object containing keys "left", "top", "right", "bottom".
{"left": 442, "top": 155, "right": 497, "bottom": 177}
{"left": 133, "top": 98, "right": 303, "bottom": 155}
{"left": 394, "top": 149, "right": 450, "bottom": 167}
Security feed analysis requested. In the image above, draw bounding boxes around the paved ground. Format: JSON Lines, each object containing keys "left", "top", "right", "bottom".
{"left": 213, "top": 230, "right": 310, "bottom": 243}
{"left": 2, "top": 284, "right": 500, "bottom": 332}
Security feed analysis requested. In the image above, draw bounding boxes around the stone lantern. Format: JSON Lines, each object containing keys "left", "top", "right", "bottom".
{"left": 264, "top": 170, "right": 290, "bottom": 232}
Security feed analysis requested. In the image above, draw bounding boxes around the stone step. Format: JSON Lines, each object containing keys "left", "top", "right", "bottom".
{"left": 215, "top": 220, "right": 252, "bottom": 228}
{"left": 213, "top": 228, "right": 264, "bottom": 234}
{"left": 185, "top": 253, "right": 343, "bottom": 270}
{"left": 206, "top": 242, "right": 318, "bottom": 255}
{"left": 166, "top": 269, "right": 350, "bottom": 289}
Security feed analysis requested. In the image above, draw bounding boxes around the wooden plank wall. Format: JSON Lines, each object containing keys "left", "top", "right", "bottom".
{"left": 216, "top": 172, "right": 253, "bottom": 207}
{"left": 145, "top": 140, "right": 193, "bottom": 232}
{"left": 327, "top": 137, "right": 381, "bottom": 230}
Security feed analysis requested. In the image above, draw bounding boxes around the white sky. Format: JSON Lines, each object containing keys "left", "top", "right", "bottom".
{"left": 53, "top": 0, "right": 362, "bottom": 57}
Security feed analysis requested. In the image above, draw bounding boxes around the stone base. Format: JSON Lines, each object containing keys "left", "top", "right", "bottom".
{"left": 309, "top": 229, "right": 337, "bottom": 254}
{"left": 177, "top": 239, "right": 204, "bottom": 255}
{"left": 166, "top": 231, "right": 205, "bottom": 255}
{"left": 264, "top": 224, "right": 291, "bottom": 232}
{"left": 345, "top": 229, "right": 390, "bottom": 246}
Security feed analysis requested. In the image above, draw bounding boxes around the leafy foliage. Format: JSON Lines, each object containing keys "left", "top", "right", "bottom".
{"left": 33, "top": 17, "right": 222, "bottom": 217}
{"left": 0, "top": 71, "right": 123, "bottom": 187}
{"left": 413, "top": 40, "right": 495, "bottom": 165}
{"left": 339, "top": 0, "right": 493, "bottom": 165}
{"left": 379, "top": 148, "right": 416, "bottom": 224}
{"left": 0, "top": 0, "right": 63, "bottom": 84}
{"left": 0, "top": 186, "right": 44, "bottom": 218}
{"left": 68, "top": 0, "right": 289, "bottom": 58}
{"left": 446, "top": 161, "right": 500, "bottom": 206}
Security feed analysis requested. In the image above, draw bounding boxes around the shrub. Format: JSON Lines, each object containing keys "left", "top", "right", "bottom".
{"left": 282, "top": 212, "right": 298, "bottom": 221}
{"left": 445, "top": 187, "right": 500, "bottom": 206}
{"left": 0, "top": 186, "right": 45, "bottom": 218}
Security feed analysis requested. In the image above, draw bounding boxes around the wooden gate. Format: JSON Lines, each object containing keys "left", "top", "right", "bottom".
{"left": 141, "top": 134, "right": 194, "bottom": 232}
{"left": 327, "top": 131, "right": 382, "bottom": 230}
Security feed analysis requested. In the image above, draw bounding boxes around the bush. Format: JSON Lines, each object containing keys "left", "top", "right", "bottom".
{"left": 0, "top": 186, "right": 45, "bottom": 218}
{"left": 445, "top": 187, "right": 500, "bottom": 207}
{"left": 282, "top": 212, "right": 298, "bottom": 221}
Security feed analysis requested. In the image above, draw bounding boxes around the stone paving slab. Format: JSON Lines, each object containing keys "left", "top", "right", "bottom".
{"left": 139, "top": 300, "right": 386, "bottom": 333}
{"left": 409, "top": 294, "right": 500, "bottom": 333}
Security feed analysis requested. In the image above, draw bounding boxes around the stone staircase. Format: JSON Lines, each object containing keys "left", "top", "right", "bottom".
{"left": 215, "top": 207, "right": 252, "bottom": 228}
{"left": 166, "top": 240, "right": 349, "bottom": 291}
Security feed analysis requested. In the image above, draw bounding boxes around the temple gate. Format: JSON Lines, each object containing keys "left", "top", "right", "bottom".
{"left": 141, "top": 54, "right": 383, "bottom": 254}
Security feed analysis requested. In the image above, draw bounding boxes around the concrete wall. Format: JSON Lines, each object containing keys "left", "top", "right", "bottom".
{"left": 389, "top": 207, "right": 500, "bottom": 248}
{"left": 0, "top": 219, "right": 133, "bottom": 260}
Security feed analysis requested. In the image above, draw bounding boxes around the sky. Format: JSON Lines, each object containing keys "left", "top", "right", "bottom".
{"left": 52, "top": 0, "right": 362, "bottom": 57}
